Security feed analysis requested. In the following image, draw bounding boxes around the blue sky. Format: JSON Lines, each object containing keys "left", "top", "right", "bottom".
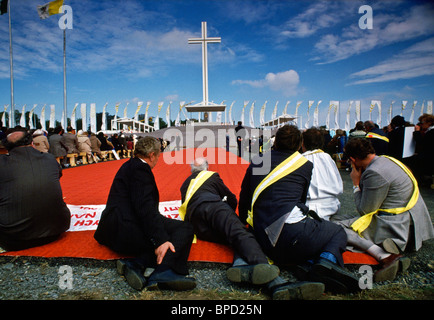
{"left": 1, "top": 0, "right": 434, "bottom": 129}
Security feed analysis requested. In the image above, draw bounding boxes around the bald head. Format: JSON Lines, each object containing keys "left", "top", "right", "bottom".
{"left": 191, "top": 157, "right": 209, "bottom": 173}
{"left": 3, "top": 130, "right": 33, "bottom": 151}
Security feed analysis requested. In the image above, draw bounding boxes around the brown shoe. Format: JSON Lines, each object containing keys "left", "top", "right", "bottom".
{"left": 374, "top": 254, "right": 408, "bottom": 282}
{"left": 382, "top": 238, "right": 400, "bottom": 254}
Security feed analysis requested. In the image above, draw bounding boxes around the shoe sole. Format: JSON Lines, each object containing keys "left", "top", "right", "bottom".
{"left": 226, "top": 264, "right": 280, "bottom": 285}
{"left": 272, "top": 282, "right": 325, "bottom": 300}
{"left": 310, "top": 262, "right": 360, "bottom": 294}
{"left": 374, "top": 260, "right": 399, "bottom": 282}
{"left": 116, "top": 260, "right": 126, "bottom": 275}
{"left": 399, "top": 257, "right": 411, "bottom": 273}
{"left": 382, "top": 238, "right": 400, "bottom": 254}
{"left": 146, "top": 280, "right": 197, "bottom": 291}
{"left": 124, "top": 267, "right": 146, "bottom": 291}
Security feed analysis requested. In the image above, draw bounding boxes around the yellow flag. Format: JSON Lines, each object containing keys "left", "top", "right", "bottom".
{"left": 37, "top": 0, "right": 63, "bottom": 19}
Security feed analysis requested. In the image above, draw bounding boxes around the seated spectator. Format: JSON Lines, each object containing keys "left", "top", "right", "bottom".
{"left": 239, "top": 125, "right": 360, "bottom": 294}
{"left": 89, "top": 131, "right": 102, "bottom": 161}
{"left": 62, "top": 126, "right": 79, "bottom": 154}
{"left": 0, "top": 129, "right": 70, "bottom": 251}
{"left": 48, "top": 126, "right": 67, "bottom": 167}
{"left": 77, "top": 130, "right": 93, "bottom": 163}
{"left": 179, "top": 157, "right": 317, "bottom": 300}
{"left": 94, "top": 137, "right": 196, "bottom": 291}
{"left": 364, "top": 120, "right": 388, "bottom": 155}
{"left": 302, "top": 128, "right": 343, "bottom": 220}
{"left": 349, "top": 121, "right": 366, "bottom": 139}
{"left": 332, "top": 138, "right": 434, "bottom": 282}
{"left": 32, "top": 129, "right": 50, "bottom": 153}
{"left": 97, "top": 132, "right": 114, "bottom": 151}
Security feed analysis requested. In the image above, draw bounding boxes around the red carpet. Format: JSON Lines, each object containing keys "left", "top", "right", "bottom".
{"left": 1, "top": 147, "right": 378, "bottom": 265}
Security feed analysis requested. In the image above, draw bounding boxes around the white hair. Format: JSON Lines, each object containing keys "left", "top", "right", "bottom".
{"left": 191, "top": 157, "right": 208, "bottom": 173}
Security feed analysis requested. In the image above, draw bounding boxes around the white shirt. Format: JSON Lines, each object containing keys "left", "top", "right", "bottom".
{"left": 302, "top": 149, "right": 343, "bottom": 220}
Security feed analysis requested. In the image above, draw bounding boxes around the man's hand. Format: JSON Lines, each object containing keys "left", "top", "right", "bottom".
{"left": 155, "top": 241, "right": 175, "bottom": 265}
{"left": 350, "top": 162, "right": 362, "bottom": 187}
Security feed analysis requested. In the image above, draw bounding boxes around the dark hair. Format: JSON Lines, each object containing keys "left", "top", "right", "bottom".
{"left": 2, "top": 129, "right": 33, "bottom": 151}
{"left": 355, "top": 121, "right": 364, "bottom": 130}
{"left": 274, "top": 125, "right": 302, "bottom": 152}
{"left": 302, "top": 127, "right": 324, "bottom": 151}
{"left": 344, "top": 138, "right": 375, "bottom": 159}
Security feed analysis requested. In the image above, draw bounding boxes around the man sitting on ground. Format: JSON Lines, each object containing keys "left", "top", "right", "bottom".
{"left": 94, "top": 136, "right": 196, "bottom": 291}
{"left": 302, "top": 127, "right": 343, "bottom": 221}
{"left": 239, "top": 125, "right": 360, "bottom": 294}
{"left": 331, "top": 138, "right": 434, "bottom": 282}
{"left": 0, "top": 129, "right": 71, "bottom": 251}
{"left": 180, "top": 157, "right": 323, "bottom": 299}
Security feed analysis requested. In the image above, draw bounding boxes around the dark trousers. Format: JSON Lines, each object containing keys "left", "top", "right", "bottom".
{"left": 115, "top": 217, "right": 194, "bottom": 275}
{"left": 189, "top": 201, "right": 269, "bottom": 265}
{"left": 262, "top": 218, "right": 347, "bottom": 267}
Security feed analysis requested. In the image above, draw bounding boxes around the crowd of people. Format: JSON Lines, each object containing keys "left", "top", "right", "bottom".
{"left": 0, "top": 113, "right": 433, "bottom": 299}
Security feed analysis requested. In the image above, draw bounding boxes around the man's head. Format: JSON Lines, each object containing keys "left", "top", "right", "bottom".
{"left": 2, "top": 129, "right": 33, "bottom": 151}
{"left": 364, "top": 120, "right": 375, "bottom": 132}
{"left": 302, "top": 127, "right": 324, "bottom": 151}
{"left": 134, "top": 136, "right": 161, "bottom": 168}
{"left": 344, "top": 138, "right": 375, "bottom": 161}
{"left": 191, "top": 157, "right": 208, "bottom": 173}
{"left": 418, "top": 114, "right": 434, "bottom": 131}
{"left": 274, "top": 125, "right": 302, "bottom": 152}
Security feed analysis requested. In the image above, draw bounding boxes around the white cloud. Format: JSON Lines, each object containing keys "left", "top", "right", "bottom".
{"left": 314, "top": 3, "right": 434, "bottom": 64}
{"left": 348, "top": 37, "right": 434, "bottom": 85}
{"left": 232, "top": 69, "right": 300, "bottom": 96}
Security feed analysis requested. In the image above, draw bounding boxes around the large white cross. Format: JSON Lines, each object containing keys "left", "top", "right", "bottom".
{"left": 188, "top": 21, "right": 221, "bottom": 106}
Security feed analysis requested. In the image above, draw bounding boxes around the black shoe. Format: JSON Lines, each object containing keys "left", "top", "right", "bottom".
{"left": 309, "top": 258, "right": 360, "bottom": 294}
{"left": 146, "top": 268, "right": 196, "bottom": 291}
{"left": 226, "top": 264, "right": 280, "bottom": 285}
{"left": 270, "top": 281, "right": 325, "bottom": 300}
{"left": 117, "top": 259, "right": 146, "bottom": 291}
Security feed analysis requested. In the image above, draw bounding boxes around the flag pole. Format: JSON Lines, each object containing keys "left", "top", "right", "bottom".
{"left": 8, "top": 0, "right": 15, "bottom": 127}
{"left": 63, "top": 28, "right": 67, "bottom": 127}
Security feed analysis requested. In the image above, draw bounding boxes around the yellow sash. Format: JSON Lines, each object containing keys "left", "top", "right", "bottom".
{"left": 178, "top": 170, "right": 216, "bottom": 221}
{"left": 366, "top": 132, "right": 389, "bottom": 143}
{"left": 351, "top": 156, "right": 419, "bottom": 236}
{"left": 247, "top": 152, "right": 308, "bottom": 227}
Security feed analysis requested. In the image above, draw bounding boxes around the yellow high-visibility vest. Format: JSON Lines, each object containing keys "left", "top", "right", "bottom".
{"left": 247, "top": 151, "right": 308, "bottom": 227}
{"left": 351, "top": 156, "right": 419, "bottom": 236}
{"left": 366, "top": 132, "right": 389, "bottom": 143}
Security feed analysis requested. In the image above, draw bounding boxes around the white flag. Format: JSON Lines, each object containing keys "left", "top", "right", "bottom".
{"left": 101, "top": 103, "right": 108, "bottom": 131}
{"left": 49, "top": 104, "right": 55, "bottom": 128}
{"left": 134, "top": 101, "right": 143, "bottom": 122}
{"left": 305, "top": 101, "right": 314, "bottom": 129}
{"left": 145, "top": 102, "right": 151, "bottom": 125}
{"left": 355, "top": 101, "right": 361, "bottom": 123}
{"left": 1, "top": 105, "right": 7, "bottom": 127}
{"left": 345, "top": 101, "right": 353, "bottom": 132}
{"left": 166, "top": 102, "right": 171, "bottom": 127}
{"left": 249, "top": 102, "right": 255, "bottom": 127}
{"left": 28, "top": 104, "right": 37, "bottom": 129}
{"left": 282, "top": 101, "right": 290, "bottom": 115}
{"left": 228, "top": 101, "right": 235, "bottom": 124}
{"left": 326, "top": 101, "right": 335, "bottom": 130}
{"left": 40, "top": 105, "right": 46, "bottom": 131}
{"left": 420, "top": 101, "right": 425, "bottom": 117}
{"left": 260, "top": 101, "right": 267, "bottom": 125}
{"left": 175, "top": 101, "right": 185, "bottom": 127}
{"left": 271, "top": 101, "right": 278, "bottom": 120}
{"left": 71, "top": 103, "right": 78, "bottom": 130}
{"left": 90, "top": 103, "right": 96, "bottom": 133}
{"left": 294, "top": 101, "right": 302, "bottom": 127}
{"left": 80, "top": 103, "right": 87, "bottom": 131}
{"left": 20, "top": 105, "right": 27, "bottom": 127}
{"left": 409, "top": 101, "right": 417, "bottom": 124}
{"left": 388, "top": 101, "right": 394, "bottom": 125}
{"left": 123, "top": 102, "right": 129, "bottom": 118}
{"left": 401, "top": 100, "right": 407, "bottom": 116}
{"left": 313, "top": 101, "right": 321, "bottom": 127}
{"left": 112, "top": 103, "right": 120, "bottom": 130}
{"left": 154, "top": 102, "right": 163, "bottom": 131}
{"left": 333, "top": 101, "right": 340, "bottom": 129}
{"left": 370, "top": 100, "right": 381, "bottom": 127}
{"left": 241, "top": 101, "right": 248, "bottom": 124}
{"left": 427, "top": 101, "right": 433, "bottom": 115}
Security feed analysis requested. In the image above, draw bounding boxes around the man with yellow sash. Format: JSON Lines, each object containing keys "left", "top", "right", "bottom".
{"left": 364, "top": 120, "right": 389, "bottom": 155}
{"left": 332, "top": 138, "right": 433, "bottom": 282}
{"left": 180, "top": 157, "right": 323, "bottom": 300}
{"left": 239, "top": 125, "right": 360, "bottom": 295}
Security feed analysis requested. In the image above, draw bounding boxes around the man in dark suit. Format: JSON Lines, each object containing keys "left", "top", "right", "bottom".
{"left": 235, "top": 121, "right": 247, "bottom": 158}
{"left": 364, "top": 120, "right": 388, "bottom": 155}
{"left": 0, "top": 129, "right": 71, "bottom": 251}
{"left": 239, "top": 125, "right": 360, "bottom": 294}
{"left": 94, "top": 136, "right": 196, "bottom": 291}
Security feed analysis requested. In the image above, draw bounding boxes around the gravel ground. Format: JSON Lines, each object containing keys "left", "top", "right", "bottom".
{"left": 0, "top": 162, "right": 433, "bottom": 301}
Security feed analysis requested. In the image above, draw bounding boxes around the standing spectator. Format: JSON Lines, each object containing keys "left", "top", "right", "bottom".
{"left": 387, "top": 115, "right": 406, "bottom": 161}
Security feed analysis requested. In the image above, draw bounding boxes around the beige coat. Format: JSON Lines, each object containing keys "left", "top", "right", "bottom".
{"left": 33, "top": 135, "right": 50, "bottom": 153}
